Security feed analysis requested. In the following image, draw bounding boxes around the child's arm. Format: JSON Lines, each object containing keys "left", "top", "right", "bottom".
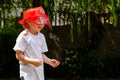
{"left": 42, "top": 53, "right": 60, "bottom": 68}
{"left": 16, "top": 50, "right": 42, "bottom": 67}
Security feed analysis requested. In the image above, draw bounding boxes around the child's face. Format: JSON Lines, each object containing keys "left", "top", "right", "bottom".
{"left": 26, "top": 20, "right": 45, "bottom": 34}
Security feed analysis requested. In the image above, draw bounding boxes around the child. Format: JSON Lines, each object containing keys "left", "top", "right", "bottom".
{"left": 13, "top": 6, "right": 60, "bottom": 80}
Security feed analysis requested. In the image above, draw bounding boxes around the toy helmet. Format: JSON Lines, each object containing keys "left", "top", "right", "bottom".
{"left": 18, "top": 6, "right": 51, "bottom": 27}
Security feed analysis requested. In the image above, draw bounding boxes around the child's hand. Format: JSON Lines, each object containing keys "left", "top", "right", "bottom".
{"left": 49, "top": 59, "right": 60, "bottom": 68}
{"left": 32, "top": 59, "right": 42, "bottom": 67}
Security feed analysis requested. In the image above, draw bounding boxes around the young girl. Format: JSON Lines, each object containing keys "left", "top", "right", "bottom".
{"left": 13, "top": 6, "right": 60, "bottom": 80}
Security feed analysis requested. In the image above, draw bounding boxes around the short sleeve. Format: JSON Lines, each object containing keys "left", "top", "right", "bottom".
{"left": 41, "top": 34, "right": 48, "bottom": 53}
{"left": 13, "top": 34, "right": 28, "bottom": 52}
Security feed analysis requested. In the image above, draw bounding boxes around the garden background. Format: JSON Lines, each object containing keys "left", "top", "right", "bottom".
{"left": 0, "top": 0, "right": 120, "bottom": 80}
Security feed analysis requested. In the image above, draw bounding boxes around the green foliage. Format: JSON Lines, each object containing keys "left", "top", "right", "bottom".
{"left": 63, "top": 48, "right": 120, "bottom": 79}
{"left": 0, "top": 0, "right": 120, "bottom": 38}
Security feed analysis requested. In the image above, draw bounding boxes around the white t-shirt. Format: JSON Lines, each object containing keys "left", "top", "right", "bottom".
{"left": 13, "top": 30, "right": 48, "bottom": 80}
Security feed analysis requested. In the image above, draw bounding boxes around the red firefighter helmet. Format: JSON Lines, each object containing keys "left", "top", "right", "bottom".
{"left": 18, "top": 6, "right": 51, "bottom": 27}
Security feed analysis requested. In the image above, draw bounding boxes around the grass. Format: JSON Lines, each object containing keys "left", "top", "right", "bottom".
{"left": 0, "top": 77, "right": 120, "bottom": 80}
{"left": 46, "top": 78, "right": 120, "bottom": 80}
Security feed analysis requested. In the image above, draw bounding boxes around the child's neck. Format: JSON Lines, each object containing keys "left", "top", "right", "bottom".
{"left": 31, "top": 31, "right": 38, "bottom": 35}
{"left": 27, "top": 29, "right": 38, "bottom": 35}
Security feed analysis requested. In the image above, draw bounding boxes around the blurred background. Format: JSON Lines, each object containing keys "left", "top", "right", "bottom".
{"left": 0, "top": 0, "right": 120, "bottom": 80}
